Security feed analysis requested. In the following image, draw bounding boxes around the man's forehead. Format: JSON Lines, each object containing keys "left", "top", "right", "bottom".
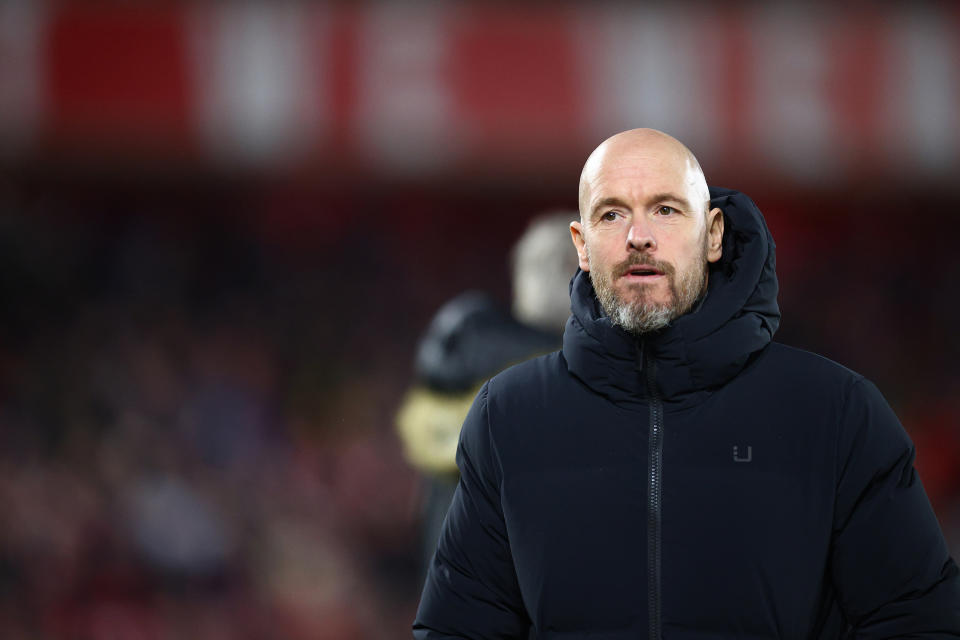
{"left": 584, "top": 150, "right": 700, "bottom": 204}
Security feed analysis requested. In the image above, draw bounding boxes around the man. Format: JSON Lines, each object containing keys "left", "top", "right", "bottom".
{"left": 413, "top": 129, "right": 960, "bottom": 638}
{"left": 397, "top": 213, "right": 578, "bottom": 575}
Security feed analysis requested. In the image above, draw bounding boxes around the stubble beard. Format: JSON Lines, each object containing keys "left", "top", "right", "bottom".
{"left": 587, "top": 236, "right": 709, "bottom": 335}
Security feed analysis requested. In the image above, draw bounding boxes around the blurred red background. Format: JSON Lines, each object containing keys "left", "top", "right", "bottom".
{"left": 0, "top": 2, "right": 958, "bottom": 638}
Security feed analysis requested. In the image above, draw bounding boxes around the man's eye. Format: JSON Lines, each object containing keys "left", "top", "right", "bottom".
{"left": 601, "top": 211, "right": 618, "bottom": 221}
{"left": 657, "top": 206, "right": 677, "bottom": 216}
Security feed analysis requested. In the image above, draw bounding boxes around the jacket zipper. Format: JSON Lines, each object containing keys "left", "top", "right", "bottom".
{"left": 643, "top": 344, "right": 663, "bottom": 640}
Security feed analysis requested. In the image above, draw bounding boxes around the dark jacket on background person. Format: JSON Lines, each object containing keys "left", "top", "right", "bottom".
{"left": 414, "top": 291, "right": 561, "bottom": 395}
{"left": 413, "top": 188, "right": 960, "bottom": 639}
{"left": 397, "top": 292, "right": 562, "bottom": 574}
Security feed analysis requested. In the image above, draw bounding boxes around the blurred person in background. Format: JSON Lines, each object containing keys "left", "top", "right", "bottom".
{"left": 414, "top": 129, "right": 960, "bottom": 638}
{"left": 397, "top": 213, "right": 579, "bottom": 577}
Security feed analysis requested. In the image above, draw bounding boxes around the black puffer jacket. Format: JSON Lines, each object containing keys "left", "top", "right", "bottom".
{"left": 414, "top": 188, "right": 960, "bottom": 639}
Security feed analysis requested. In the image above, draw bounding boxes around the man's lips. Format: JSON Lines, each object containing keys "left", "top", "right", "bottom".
{"left": 621, "top": 265, "right": 665, "bottom": 278}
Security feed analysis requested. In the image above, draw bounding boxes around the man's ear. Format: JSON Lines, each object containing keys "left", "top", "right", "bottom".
{"left": 706, "top": 207, "right": 724, "bottom": 263}
{"left": 570, "top": 220, "right": 590, "bottom": 271}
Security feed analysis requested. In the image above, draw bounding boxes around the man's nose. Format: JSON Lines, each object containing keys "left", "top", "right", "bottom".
{"left": 627, "top": 217, "right": 657, "bottom": 252}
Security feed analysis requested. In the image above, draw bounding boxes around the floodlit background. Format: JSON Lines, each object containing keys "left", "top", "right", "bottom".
{"left": 1, "top": 2, "right": 959, "bottom": 638}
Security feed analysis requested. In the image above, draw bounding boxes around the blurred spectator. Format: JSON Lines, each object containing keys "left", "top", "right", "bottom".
{"left": 396, "top": 213, "right": 579, "bottom": 575}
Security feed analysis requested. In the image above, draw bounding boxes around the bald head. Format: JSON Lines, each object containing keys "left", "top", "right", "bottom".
{"left": 578, "top": 128, "right": 710, "bottom": 221}
{"left": 569, "top": 128, "right": 725, "bottom": 335}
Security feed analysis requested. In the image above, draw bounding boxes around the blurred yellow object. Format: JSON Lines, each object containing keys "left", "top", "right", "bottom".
{"left": 396, "top": 386, "right": 479, "bottom": 475}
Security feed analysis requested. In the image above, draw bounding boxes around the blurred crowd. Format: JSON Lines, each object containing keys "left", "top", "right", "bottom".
{"left": 0, "top": 196, "right": 422, "bottom": 639}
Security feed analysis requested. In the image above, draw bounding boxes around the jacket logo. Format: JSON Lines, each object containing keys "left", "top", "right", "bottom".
{"left": 733, "top": 445, "right": 752, "bottom": 463}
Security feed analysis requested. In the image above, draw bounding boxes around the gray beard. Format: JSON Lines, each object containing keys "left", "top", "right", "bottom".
{"left": 587, "top": 243, "right": 708, "bottom": 336}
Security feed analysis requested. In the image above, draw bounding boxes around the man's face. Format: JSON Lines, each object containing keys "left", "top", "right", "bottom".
{"left": 571, "top": 133, "right": 723, "bottom": 334}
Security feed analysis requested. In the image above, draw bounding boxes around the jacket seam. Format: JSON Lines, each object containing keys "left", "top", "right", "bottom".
{"left": 477, "top": 382, "right": 504, "bottom": 491}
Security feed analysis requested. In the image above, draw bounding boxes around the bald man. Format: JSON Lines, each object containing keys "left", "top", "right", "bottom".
{"left": 414, "top": 130, "right": 960, "bottom": 639}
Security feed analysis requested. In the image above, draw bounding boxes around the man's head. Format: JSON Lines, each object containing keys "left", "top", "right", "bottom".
{"left": 570, "top": 128, "right": 724, "bottom": 334}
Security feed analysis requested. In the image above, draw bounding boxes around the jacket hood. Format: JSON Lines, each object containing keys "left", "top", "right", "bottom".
{"left": 562, "top": 187, "right": 780, "bottom": 405}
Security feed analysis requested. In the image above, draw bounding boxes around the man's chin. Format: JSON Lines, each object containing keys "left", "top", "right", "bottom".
{"left": 616, "top": 285, "right": 672, "bottom": 309}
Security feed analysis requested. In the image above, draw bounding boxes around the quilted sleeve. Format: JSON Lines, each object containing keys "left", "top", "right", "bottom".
{"left": 413, "top": 382, "right": 530, "bottom": 639}
{"left": 832, "top": 377, "right": 960, "bottom": 638}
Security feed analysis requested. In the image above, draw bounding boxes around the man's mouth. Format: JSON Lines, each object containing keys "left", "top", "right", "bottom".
{"left": 623, "top": 265, "right": 664, "bottom": 278}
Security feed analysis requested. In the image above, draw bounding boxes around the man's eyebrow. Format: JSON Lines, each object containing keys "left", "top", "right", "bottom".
{"left": 591, "top": 196, "right": 631, "bottom": 219}
{"left": 647, "top": 192, "right": 693, "bottom": 209}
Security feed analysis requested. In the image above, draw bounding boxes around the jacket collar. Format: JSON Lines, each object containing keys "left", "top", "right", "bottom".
{"left": 562, "top": 187, "right": 781, "bottom": 406}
